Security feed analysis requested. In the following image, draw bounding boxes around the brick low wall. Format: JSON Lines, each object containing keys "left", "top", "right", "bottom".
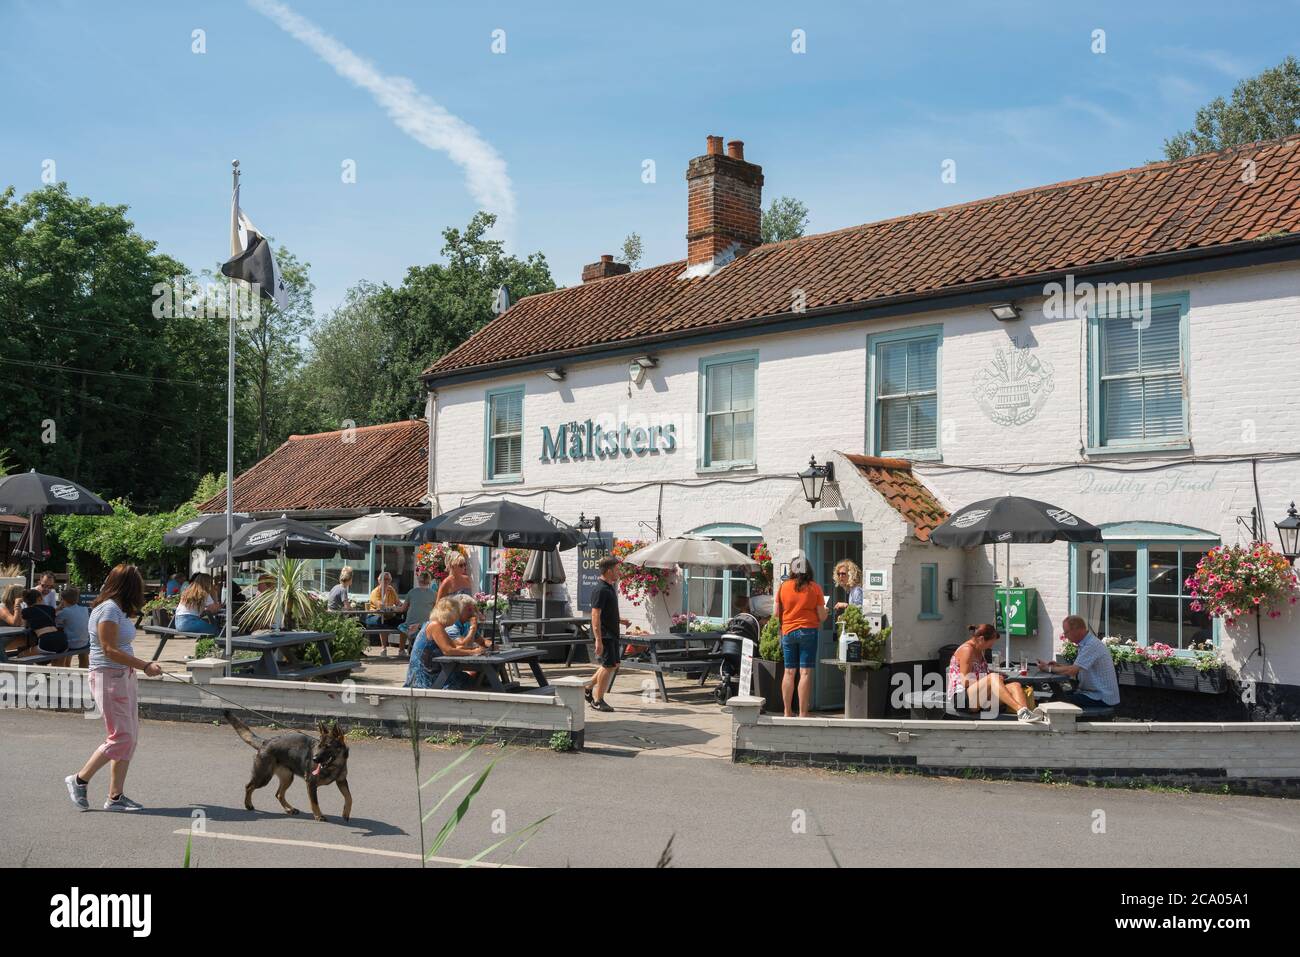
{"left": 727, "top": 697, "right": 1300, "bottom": 796}
{"left": 0, "top": 660, "right": 586, "bottom": 750}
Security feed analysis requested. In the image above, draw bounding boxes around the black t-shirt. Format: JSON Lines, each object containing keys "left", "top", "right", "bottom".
{"left": 22, "top": 604, "right": 57, "bottom": 631}
{"left": 591, "top": 580, "right": 620, "bottom": 641}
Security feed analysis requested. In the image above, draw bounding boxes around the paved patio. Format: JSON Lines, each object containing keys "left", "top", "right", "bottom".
{"left": 129, "top": 634, "right": 734, "bottom": 760}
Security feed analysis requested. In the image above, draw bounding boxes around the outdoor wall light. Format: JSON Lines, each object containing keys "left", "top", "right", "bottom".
{"left": 576, "top": 512, "right": 601, "bottom": 535}
{"left": 799, "top": 455, "right": 835, "bottom": 509}
{"left": 1276, "top": 502, "right": 1300, "bottom": 562}
{"left": 989, "top": 302, "right": 1021, "bottom": 321}
{"left": 628, "top": 355, "right": 657, "bottom": 386}
{"left": 545, "top": 367, "right": 567, "bottom": 382}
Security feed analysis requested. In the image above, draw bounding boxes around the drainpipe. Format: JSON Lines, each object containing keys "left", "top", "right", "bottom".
{"left": 426, "top": 390, "right": 437, "bottom": 516}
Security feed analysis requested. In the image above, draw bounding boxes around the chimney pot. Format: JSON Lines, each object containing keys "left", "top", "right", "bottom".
{"left": 600, "top": 254, "right": 613, "bottom": 263}
{"left": 685, "top": 135, "right": 764, "bottom": 271}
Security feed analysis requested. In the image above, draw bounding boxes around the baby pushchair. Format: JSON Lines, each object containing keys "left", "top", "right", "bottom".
{"left": 713, "top": 612, "right": 760, "bottom": 704}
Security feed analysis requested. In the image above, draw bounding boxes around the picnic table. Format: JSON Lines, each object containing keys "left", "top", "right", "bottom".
{"left": 996, "top": 668, "right": 1074, "bottom": 699}
{"left": 499, "top": 615, "right": 593, "bottom": 665}
{"left": 226, "top": 630, "right": 358, "bottom": 681}
{"left": 0, "top": 625, "right": 63, "bottom": 665}
{"left": 612, "top": 632, "right": 724, "bottom": 702}
{"left": 428, "top": 647, "right": 549, "bottom": 693}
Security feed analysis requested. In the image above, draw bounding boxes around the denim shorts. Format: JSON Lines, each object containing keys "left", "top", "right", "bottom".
{"left": 781, "top": 627, "right": 819, "bottom": 669}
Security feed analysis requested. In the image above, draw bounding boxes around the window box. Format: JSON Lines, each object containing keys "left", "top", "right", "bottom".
{"left": 1112, "top": 659, "right": 1227, "bottom": 694}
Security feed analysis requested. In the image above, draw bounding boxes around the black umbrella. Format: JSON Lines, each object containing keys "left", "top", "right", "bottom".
{"left": 408, "top": 501, "right": 583, "bottom": 551}
{"left": 0, "top": 470, "right": 113, "bottom": 517}
{"left": 163, "top": 512, "right": 255, "bottom": 548}
{"left": 410, "top": 502, "right": 583, "bottom": 635}
{"left": 0, "top": 470, "right": 112, "bottom": 585}
{"left": 525, "top": 547, "right": 568, "bottom": 621}
{"left": 12, "top": 516, "right": 50, "bottom": 563}
{"left": 207, "top": 516, "right": 365, "bottom": 565}
{"left": 930, "top": 496, "right": 1102, "bottom": 662}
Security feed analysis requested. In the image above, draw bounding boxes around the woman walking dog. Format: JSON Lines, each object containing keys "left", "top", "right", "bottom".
{"left": 65, "top": 564, "right": 162, "bottom": 811}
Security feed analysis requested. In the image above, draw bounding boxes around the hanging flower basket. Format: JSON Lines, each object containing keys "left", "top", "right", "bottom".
{"left": 414, "top": 542, "right": 466, "bottom": 582}
{"left": 750, "top": 542, "right": 774, "bottom": 595}
{"left": 611, "top": 538, "right": 676, "bottom": 608}
{"left": 1184, "top": 542, "right": 1299, "bottom": 626}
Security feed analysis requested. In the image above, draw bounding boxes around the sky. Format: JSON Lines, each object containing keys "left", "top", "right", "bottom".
{"left": 2, "top": 0, "right": 1297, "bottom": 316}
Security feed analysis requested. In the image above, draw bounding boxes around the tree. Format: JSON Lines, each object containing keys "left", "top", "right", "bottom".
{"left": 760, "top": 196, "right": 810, "bottom": 244}
{"left": 0, "top": 184, "right": 226, "bottom": 508}
{"left": 619, "top": 232, "right": 643, "bottom": 270}
{"left": 295, "top": 280, "right": 390, "bottom": 430}
{"left": 1164, "top": 56, "right": 1300, "bottom": 160}
{"left": 319, "top": 212, "right": 555, "bottom": 424}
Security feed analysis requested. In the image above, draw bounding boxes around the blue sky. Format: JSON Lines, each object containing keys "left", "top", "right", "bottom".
{"left": 2, "top": 0, "right": 1296, "bottom": 314}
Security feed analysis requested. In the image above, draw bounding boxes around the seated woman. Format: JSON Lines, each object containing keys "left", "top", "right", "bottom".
{"left": 2, "top": 584, "right": 26, "bottom": 654}
{"left": 20, "top": 588, "right": 68, "bottom": 656}
{"left": 446, "top": 594, "right": 490, "bottom": 650}
{"left": 947, "top": 623, "right": 1044, "bottom": 723}
{"left": 173, "top": 574, "right": 222, "bottom": 635}
{"left": 404, "top": 597, "right": 485, "bottom": 690}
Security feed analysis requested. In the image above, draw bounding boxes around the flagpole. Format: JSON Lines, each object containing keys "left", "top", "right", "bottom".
{"left": 225, "top": 159, "right": 240, "bottom": 670}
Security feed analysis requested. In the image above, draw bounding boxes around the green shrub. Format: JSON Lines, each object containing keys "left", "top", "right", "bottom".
{"left": 759, "top": 615, "right": 782, "bottom": 661}
{"left": 303, "top": 605, "right": 367, "bottom": 664}
{"left": 549, "top": 731, "right": 573, "bottom": 752}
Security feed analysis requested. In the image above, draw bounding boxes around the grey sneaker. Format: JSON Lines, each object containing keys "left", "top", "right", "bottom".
{"left": 103, "top": 794, "right": 144, "bottom": 812}
{"left": 65, "top": 774, "right": 88, "bottom": 811}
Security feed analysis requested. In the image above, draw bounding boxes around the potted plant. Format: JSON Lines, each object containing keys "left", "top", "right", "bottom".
{"left": 237, "top": 558, "right": 317, "bottom": 632}
{"left": 610, "top": 539, "right": 676, "bottom": 608}
{"left": 669, "top": 612, "right": 694, "bottom": 634}
{"left": 1184, "top": 541, "right": 1300, "bottom": 625}
{"left": 753, "top": 615, "right": 796, "bottom": 713}
{"left": 1058, "top": 635, "right": 1229, "bottom": 694}
{"left": 0, "top": 563, "right": 24, "bottom": 592}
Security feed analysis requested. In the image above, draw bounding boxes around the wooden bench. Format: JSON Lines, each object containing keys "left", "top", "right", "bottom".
{"left": 272, "top": 661, "right": 356, "bottom": 682}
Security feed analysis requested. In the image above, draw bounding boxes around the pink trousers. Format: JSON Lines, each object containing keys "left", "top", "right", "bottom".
{"left": 89, "top": 668, "right": 139, "bottom": 761}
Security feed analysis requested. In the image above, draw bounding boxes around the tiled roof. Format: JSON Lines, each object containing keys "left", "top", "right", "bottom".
{"left": 843, "top": 454, "right": 949, "bottom": 542}
{"left": 428, "top": 135, "right": 1300, "bottom": 379}
{"left": 197, "top": 420, "right": 428, "bottom": 514}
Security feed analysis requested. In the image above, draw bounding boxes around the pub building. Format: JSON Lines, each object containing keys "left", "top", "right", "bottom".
{"left": 413, "top": 134, "right": 1300, "bottom": 719}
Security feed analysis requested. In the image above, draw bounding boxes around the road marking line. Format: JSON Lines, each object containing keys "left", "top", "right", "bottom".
{"left": 172, "top": 829, "right": 525, "bottom": 867}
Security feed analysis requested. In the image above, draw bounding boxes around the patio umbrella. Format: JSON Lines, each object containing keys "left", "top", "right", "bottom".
{"left": 409, "top": 501, "right": 583, "bottom": 634}
{"left": 207, "top": 516, "right": 365, "bottom": 565}
{"left": 929, "top": 496, "right": 1102, "bottom": 663}
{"left": 622, "top": 537, "right": 759, "bottom": 625}
{"left": 163, "top": 512, "right": 254, "bottom": 548}
{"left": 12, "top": 515, "right": 50, "bottom": 564}
{"left": 332, "top": 512, "right": 420, "bottom": 585}
{"left": 524, "top": 546, "right": 567, "bottom": 622}
{"left": 0, "top": 470, "right": 112, "bottom": 585}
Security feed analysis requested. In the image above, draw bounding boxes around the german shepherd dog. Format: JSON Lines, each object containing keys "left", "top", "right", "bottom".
{"left": 224, "top": 711, "right": 352, "bottom": 822}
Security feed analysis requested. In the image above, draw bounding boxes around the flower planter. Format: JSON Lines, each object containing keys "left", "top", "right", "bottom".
{"left": 754, "top": 659, "right": 798, "bottom": 714}
{"left": 1112, "top": 659, "right": 1226, "bottom": 694}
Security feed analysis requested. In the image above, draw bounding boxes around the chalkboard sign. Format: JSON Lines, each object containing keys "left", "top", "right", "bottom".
{"left": 577, "top": 532, "right": 614, "bottom": 611}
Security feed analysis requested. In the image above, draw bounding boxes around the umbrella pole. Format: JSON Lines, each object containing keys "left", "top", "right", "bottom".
{"left": 1004, "top": 543, "right": 1012, "bottom": 666}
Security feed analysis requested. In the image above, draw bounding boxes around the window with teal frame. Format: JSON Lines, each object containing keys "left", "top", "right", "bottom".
{"left": 681, "top": 523, "right": 762, "bottom": 623}
{"left": 1069, "top": 523, "right": 1219, "bottom": 651}
{"left": 919, "top": 563, "right": 940, "bottom": 619}
{"left": 1088, "top": 291, "right": 1189, "bottom": 452}
{"left": 867, "top": 324, "right": 941, "bottom": 459}
{"left": 698, "top": 351, "right": 757, "bottom": 469}
{"left": 485, "top": 386, "right": 524, "bottom": 482}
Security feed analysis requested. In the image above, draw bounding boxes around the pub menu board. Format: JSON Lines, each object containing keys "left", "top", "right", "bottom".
{"left": 577, "top": 532, "right": 614, "bottom": 611}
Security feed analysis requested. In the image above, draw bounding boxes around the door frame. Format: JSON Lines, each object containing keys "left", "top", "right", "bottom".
{"left": 802, "top": 521, "right": 863, "bottom": 710}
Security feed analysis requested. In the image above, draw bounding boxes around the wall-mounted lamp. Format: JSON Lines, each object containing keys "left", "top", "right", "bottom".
{"left": 799, "top": 455, "right": 835, "bottom": 509}
{"left": 544, "top": 367, "right": 567, "bottom": 382}
{"left": 1276, "top": 502, "right": 1300, "bottom": 563}
{"left": 989, "top": 302, "right": 1021, "bottom": 322}
{"left": 947, "top": 578, "right": 962, "bottom": 602}
{"left": 628, "top": 355, "right": 658, "bottom": 387}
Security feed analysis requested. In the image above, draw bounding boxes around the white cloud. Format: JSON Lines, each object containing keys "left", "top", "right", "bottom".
{"left": 248, "top": 0, "right": 515, "bottom": 233}
{"left": 1157, "top": 46, "right": 1250, "bottom": 79}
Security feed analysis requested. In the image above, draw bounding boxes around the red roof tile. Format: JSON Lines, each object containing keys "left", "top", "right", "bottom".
{"left": 842, "top": 454, "right": 949, "bottom": 542}
{"left": 428, "top": 135, "right": 1300, "bottom": 379}
{"left": 198, "top": 421, "right": 428, "bottom": 514}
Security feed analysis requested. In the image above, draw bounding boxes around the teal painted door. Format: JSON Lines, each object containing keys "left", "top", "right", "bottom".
{"left": 806, "top": 526, "right": 863, "bottom": 710}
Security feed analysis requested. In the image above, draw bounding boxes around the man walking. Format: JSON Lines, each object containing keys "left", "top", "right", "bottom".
{"left": 585, "top": 556, "right": 630, "bottom": 712}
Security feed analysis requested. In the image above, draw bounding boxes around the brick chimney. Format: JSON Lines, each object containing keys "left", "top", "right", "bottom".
{"left": 582, "top": 253, "right": 631, "bottom": 283}
{"left": 684, "top": 135, "right": 764, "bottom": 276}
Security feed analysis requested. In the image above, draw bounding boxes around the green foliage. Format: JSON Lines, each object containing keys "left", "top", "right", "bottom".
{"left": 237, "top": 558, "right": 318, "bottom": 632}
{"left": 302, "top": 604, "right": 367, "bottom": 665}
{"left": 760, "top": 195, "right": 810, "bottom": 244}
{"left": 44, "top": 473, "right": 224, "bottom": 585}
{"left": 1164, "top": 56, "right": 1300, "bottom": 160}
{"left": 838, "top": 605, "right": 889, "bottom": 661}
{"left": 759, "top": 614, "right": 782, "bottom": 661}
{"left": 548, "top": 731, "right": 573, "bottom": 752}
{"left": 300, "top": 212, "right": 555, "bottom": 428}
{"left": 619, "top": 232, "right": 643, "bottom": 270}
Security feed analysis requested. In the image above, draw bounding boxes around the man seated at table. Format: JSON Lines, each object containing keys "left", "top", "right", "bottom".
{"left": 399, "top": 572, "right": 438, "bottom": 646}
{"left": 405, "top": 597, "right": 486, "bottom": 690}
{"left": 1037, "top": 615, "right": 1121, "bottom": 710}
{"left": 367, "top": 571, "right": 407, "bottom": 658}
{"left": 446, "top": 594, "right": 491, "bottom": 650}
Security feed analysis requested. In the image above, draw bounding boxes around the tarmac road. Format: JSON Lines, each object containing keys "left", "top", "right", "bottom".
{"left": 2, "top": 709, "right": 1298, "bottom": 868}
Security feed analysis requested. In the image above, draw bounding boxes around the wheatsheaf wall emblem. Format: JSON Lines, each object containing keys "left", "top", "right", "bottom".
{"left": 973, "top": 346, "right": 1055, "bottom": 426}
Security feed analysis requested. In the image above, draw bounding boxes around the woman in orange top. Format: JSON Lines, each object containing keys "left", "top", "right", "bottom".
{"left": 772, "top": 551, "right": 828, "bottom": 718}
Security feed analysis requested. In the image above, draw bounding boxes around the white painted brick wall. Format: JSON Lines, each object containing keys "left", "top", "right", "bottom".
{"left": 432, "top": 261, "right": 1300, "bottom": 680}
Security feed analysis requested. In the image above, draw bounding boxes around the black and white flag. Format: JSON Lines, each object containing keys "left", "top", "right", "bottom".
{"left": 220, "top": 181, "right": 288, "bottom": 310}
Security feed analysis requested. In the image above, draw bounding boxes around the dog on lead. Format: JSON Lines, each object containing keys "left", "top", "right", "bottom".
{"left": 224, "top": 711, "right": 352, "bottom": 822}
